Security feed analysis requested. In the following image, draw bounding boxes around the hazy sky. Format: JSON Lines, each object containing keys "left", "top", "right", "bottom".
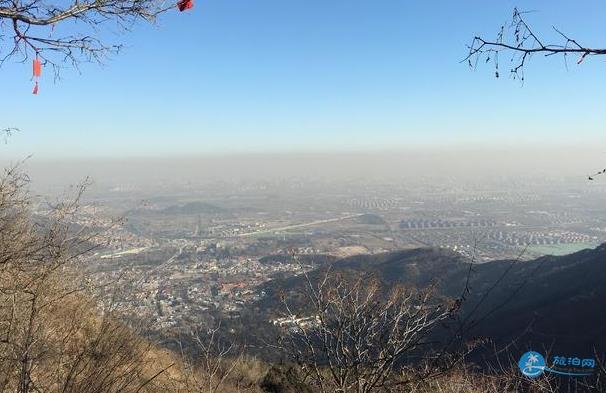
{"left": 2, "top": 1, "right": 606, "bottom": 160}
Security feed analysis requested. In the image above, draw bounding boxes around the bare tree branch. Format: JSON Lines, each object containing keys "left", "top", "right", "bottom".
{"left": 0, "top": 0, "right": 182, "bottom": 76}
{"left": 1, "top": 127, "right": 18, "bottom": 144}
{"left": 465, "top": 8, "right": 606, "bottom": 82}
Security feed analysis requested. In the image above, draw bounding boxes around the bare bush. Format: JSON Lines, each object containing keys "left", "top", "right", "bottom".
{"left": 0, "top": 164, "right": 175, "bottom": 392}
{"left": 277, "top": 269, "right": 459, "bottom": 393}
{"left": 178, "top": 320, "right": 248, "bottom": 393}
{"left": 406, "top": 364, "right": 560, "bottom": 393}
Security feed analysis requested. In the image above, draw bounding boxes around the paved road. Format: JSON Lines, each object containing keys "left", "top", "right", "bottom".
{"left": 234, "top": 213, "right": 365, "bottom": 238}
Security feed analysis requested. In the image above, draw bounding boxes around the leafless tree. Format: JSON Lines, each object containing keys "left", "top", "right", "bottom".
{"left": 178, "top": 320, "right": 245, "bottom": 393}
{"left": 277, "top": 268, "right": 460, "bottom": 393}
{"left": 0, "top": 163, "right": 176, "bottom": 392}
{"left": 465, "top": 8, "right": 606, "bottom": 82}
{"left": 0, "top": 0, "right": 185, "bottom": 75}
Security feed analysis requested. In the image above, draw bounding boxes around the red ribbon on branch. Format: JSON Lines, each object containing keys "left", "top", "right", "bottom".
{"left": 177, "top": 0, "right": 193, "bottom": 12}
{"left": 32, "top": 55, "right": 42, "bottom": 95}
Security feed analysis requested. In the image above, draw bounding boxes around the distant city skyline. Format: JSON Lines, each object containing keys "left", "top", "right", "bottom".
{"left": 2, "top": 1, "right": 606, "bottom": 159}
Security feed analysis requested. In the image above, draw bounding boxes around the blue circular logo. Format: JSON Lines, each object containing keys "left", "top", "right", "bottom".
{"left": 519, "top": 351, "right": 546, "bottom": 378}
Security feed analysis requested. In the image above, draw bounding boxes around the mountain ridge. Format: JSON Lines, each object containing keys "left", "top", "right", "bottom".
{"left": 253, "top": 244, "right": 606, "bottom": 358}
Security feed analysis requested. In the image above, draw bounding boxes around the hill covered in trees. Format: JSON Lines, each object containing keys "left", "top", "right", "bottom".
{"left": 255, "top": 245, "right": 606, "bottom": 359}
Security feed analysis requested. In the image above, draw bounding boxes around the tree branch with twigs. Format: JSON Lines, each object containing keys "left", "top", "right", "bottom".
{"left": 1, "top": 127, "right": 18, "bottom": 144}
{"left": 0, "top": 0, "right": 183, "bottom": 76}
{"left": 465, "top": 8, "right": 606, "bottom": 82}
